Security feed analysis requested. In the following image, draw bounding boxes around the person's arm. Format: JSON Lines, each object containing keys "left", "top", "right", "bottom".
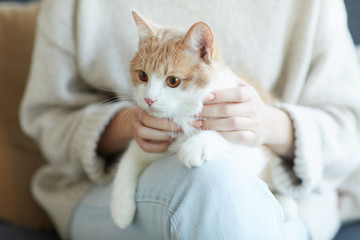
{"left": 200, "top": 0, "right": 360, "bottom": 198}
{"left": 20, "top": 1, "right": 135, "bottom": 182}
{"left": 271, "top": 0, "right": 360, "bottom": 197}
{"left": 21, "top": 1, "right": 179, "bottom": 182}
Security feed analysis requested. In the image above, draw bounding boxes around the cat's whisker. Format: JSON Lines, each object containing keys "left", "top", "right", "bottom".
{"left": 93, "top": 97, "right": 120, "bottom": 108}
{"left": 171, "top": 122, "right": 175, "bottom": 139}
{"left": 111, "top": 106, "right": 139, "bottom": 134}
{"left": 117, "top": 93, "right": 135, "bottom": 100}
{"left": 183, "top": 116, "right": 204, "bottom": 135}
{"left": 90, "top": 84, "right": 135, "bottom": 103}
{"left": 193, "top": 121, "right": 201, "bottom": 129}
{"left": 91, "top": 83, "right": 132, "bottom": 95}
{"left": 193, "top": 116, "right": 203, "bottom": 130}
{"left": 118, "top": 96, "right": 135, "bottom": 102}
{"left": 168, "top": 116, "right": 177, "bottom": 140}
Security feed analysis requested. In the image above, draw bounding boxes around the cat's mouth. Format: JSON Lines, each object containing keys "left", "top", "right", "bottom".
{"left": 140, "top": 102, "right": 168, "bottom": 117}
{"left": 145, "top": 108, "right": 166, "bottom": 118}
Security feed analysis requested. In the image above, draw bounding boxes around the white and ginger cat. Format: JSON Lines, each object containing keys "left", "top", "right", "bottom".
{"left": 111, "top": 11, "right": 297, "bottom": 229}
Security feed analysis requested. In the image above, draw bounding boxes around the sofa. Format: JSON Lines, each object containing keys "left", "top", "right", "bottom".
{"left": 0, "top": 1, "right": 61, "bottom": 239}
{"left": 0, "top": 1, "right": 359, "bottom": 240}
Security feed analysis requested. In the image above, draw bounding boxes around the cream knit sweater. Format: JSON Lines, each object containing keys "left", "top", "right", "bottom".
{"left": 20, "top": 0, "right": 360, "bottom": 239}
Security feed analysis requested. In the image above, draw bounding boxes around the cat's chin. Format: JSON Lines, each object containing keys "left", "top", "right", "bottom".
{"left": 145, "top": 109, "right": 167, "bottom": 118}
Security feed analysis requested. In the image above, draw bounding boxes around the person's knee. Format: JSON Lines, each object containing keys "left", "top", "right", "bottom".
{"left": 138, "top": 153, "right": 280, "bottom": 214}
{"left": 168, "top": 154, "right": 276, "bottom": 212}
{"left": 137, "top": 154, "right": 284, "bottom": 239}
{"left": 169, "top": 154, "right": 284, "bottom": 239}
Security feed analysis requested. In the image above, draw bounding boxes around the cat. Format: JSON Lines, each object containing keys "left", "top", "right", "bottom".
{"left": 110, "top": 10, "right": 297, "bottom": 229}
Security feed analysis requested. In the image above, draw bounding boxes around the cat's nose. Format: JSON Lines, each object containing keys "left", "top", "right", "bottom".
{"left": 144, "top": 98, "right": 156, "bottom": 107}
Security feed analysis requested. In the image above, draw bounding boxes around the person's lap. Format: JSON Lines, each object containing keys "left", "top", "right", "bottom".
{"left": 70, "top": 153, "right": 310, "bottom": 240}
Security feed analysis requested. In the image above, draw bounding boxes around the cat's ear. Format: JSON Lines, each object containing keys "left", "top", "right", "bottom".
{"left": 132, "top": 10, "right": 159, "bottom": 41}
{"left": 182, "top": 22, "right": 215, "bottom": 64}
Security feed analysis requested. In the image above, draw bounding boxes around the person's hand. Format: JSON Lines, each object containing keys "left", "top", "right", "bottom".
{"left": 97, "top": 106, "right": 180, "bottom": 156}
{"left": 200, "top": 83, "right": 271, "bottom": 146}
{"left": 200, "top": 82, "right": 294, "bottom": 158}
{"left": 131, "top": 107, "right": 180, "bottom": 153}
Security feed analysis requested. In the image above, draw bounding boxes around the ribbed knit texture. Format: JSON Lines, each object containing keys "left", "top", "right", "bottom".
{"left": 273, "top": 104, "right": 324, "bottom": 198}
{"left": 71, "top": 102, "right": 133, "bottom": 183}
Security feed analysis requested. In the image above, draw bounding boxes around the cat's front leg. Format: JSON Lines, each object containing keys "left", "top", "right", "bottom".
{"left": 178, "top": 130, "right": 228, "bottom": 168}
{"left": 111, "top": 140, "right": 164, "bottom": 229}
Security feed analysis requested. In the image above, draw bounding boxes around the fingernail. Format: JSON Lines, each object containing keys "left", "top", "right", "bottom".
{"left": 204, "top": 93, "right": 215, "bottom": 102}
{"left": 193, "top": 120, "right": 202, "bottom": 128}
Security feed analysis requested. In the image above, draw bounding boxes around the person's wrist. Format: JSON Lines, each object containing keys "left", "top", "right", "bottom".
{"left": 116, "top": 106, "right": 137, "bottom": 139}
{"left": 97, "top": 107, "right": 136, "bottom": 156}
{"left": 264, "top": 106, "right": 294, "bottom": 159}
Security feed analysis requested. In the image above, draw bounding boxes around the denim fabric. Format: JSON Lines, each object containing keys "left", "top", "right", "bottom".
{"left": 70, "top": 154, "right": 309, "bottom": 240}
{"left": 334, "top": 220, "right": 360, "bottom": 240}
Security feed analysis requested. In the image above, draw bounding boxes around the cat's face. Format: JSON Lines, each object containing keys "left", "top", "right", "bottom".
{"left": 130, "top": 11, "right": 219, "bottom": 119}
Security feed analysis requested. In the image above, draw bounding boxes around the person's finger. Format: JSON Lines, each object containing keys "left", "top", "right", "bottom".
{"left": 219, "top": 130, "right": 257, "bottom": 146}
{"left": 137, "top": 110, "right": 180, "bottom": 132}
{"left": 135, "top": 136, "right": 170, "bottom": 153}
{"left": 201, "top": 117, "right": 253, "bottom": 131}
{"left": 200, "top": 102, "right": 250, "bottom": 118}
{"left": 134, "top": 121, "right": 173, "bottom": 142}
{"left": 203, "top": 86, "right": 252, "bottom": 104}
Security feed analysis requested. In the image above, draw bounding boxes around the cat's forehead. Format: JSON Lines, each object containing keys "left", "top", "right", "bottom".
{"left": 156, "top": 28, "right": 185, "bottom": 42}
{"left": 139, "top": 27, "right": 185, "bottom": 52}
{"left": 135, "top": 28, "right": 188, "bottom": 73}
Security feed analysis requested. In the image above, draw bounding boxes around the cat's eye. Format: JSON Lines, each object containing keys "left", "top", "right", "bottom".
{"left": 138, "top": 71, "right": 148, "bottom": 82}
{"left": 166, "top": 76, "right": 181, "bottom": 88}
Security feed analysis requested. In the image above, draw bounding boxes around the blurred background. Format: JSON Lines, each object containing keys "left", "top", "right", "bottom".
{"left": 345, "top": 0, "right": 360, "bottom": 45}
{"left": 1, "top": 0, "right": 359, "bottom": 44}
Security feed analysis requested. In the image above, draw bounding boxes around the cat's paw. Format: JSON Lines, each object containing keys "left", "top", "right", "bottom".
{"left": 178, "top": 138, "right": 212, "bottom": 168}
{"left": 110, "top": 194, "right": 136, "bottom": 229}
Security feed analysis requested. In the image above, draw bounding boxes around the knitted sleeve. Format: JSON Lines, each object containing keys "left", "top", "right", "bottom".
{"left": 271, "top": 0, "right": 360, "bottom": 198}
{"left": 20, "top": 0, "right": 133, "bottom": 183}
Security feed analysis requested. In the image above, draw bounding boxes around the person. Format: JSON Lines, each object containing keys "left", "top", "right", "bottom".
{"left": 20, "top": 0, "right": 360, "bottom": 239}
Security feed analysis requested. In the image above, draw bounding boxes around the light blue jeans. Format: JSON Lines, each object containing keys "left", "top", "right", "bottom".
{"left": 70, "top": 153, "right": 310, "bottom": 240}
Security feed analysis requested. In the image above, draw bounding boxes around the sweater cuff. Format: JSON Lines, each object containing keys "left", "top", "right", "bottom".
{"left": 72, "top": 101, "right": 134, "bottom": 183}
{"left": 271, "top": 103, "right": 323, "bottom": 198}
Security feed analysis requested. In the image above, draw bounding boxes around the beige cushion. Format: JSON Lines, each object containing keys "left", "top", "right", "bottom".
{"left": 0, "top": 2, "right": 53, "bottom": 230}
